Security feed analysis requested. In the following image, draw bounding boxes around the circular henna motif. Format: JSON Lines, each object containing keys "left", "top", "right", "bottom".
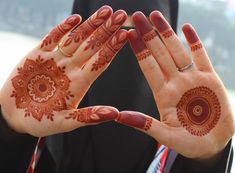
{"left": 176, "top": 86, "right": 221, "bottom": 136}
{"left": 28, "top": 74, "right": 56, "bottom": 102}
{"left": 11, "top": 56, "right": 73, "bottom": 121}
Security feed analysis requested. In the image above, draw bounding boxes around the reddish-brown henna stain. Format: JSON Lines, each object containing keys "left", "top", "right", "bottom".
{"left": 150, "top": 11, "right": 174, "bottom": 39}
{"left": 91, "top": 30, "right": 127, "bottom": 71}
{"left": 84, "top": 10, "right": 127, "bottom": 51}
{"left": 182, "top": 24, "right": 203, "bottom": 52}
{"left": 65, "top": 107, "right": 118, "bottom": 123}
{"left": 117, "top": 111, "right": 153, "bottom": 131}
{"left": 132, "top": 12, "right": 153, "bottom": 35}
{"left": 63, "top": 6, "right": 112, "bottom": 48}
{"left": 151, "top": 11, "right": 171, "bottom": 32}
{"left": 41, "top": 15, "right": 80, "bottom": 49}
{"left": 129, "top": 30, "right": 152, "bottom": 61}
{"left": 11, "top": 56, "right": 74, "bottom": 121}
{"left": 176, "top": 86, "right": 221, "bottom": 136}
{"left": 190, "top": 43, "right": 203, "bottom": 52}
{"left": 136, "top": 50, "right": 152, "bottom": 61}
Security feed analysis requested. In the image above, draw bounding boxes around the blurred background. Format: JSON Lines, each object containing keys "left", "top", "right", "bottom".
{"left": 0, "top": 0, "right": 234, "bottom": 170}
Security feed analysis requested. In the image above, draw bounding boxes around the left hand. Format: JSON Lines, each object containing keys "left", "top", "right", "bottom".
{"left": 116, "top": 11, "right": 235, "bottom": 159}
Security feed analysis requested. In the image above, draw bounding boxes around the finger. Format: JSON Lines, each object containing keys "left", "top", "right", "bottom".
{"left": 150, "top": 11, "right": 192, "bottom": 70}
{"left": 116, "top": 111, "right": 171, "bottom": 146}
{"left": 71, "top": 10, "right": 127, "bottom": 68}
{"left": 81, "top": 30, "right": 128, "bottom": 84}
{"left": 182, "top": 24, "right": 214, "bottom": 72}
{"left": 40, "top": 14, "right": 81, "bottom": 51}
{"left": 132, "top": 12, "right": 178, "bottom": 79}
{"left": 58, "top": 5, "right": 113, "bottom": 57}
{"left": 128, "top": 29, "right": 165, "bottom": 93}
{"left": 53, "top": 106, "right": 118, "bottom": 133}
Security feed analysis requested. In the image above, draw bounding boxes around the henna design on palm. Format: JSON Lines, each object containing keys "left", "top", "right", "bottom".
{"left": 11, "top": 56, "right": 74, "bottom": 121}
{"left": 177, "top": 86, "right": 221, "bottom": 136}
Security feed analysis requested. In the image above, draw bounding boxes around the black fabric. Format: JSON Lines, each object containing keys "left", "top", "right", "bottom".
{"left": 72, "top": 0, "right": 178, "bottom": 32}
{"left": 170, "top": 140, "right": 233, "bottom": 173}
{"left": 0, "top": 105, "right": 38, "bottom": 172}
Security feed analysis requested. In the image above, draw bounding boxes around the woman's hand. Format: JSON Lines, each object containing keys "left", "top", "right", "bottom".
{"left": 117, "top": 11, "right": 235, "bottom": 159}
{"left": 0, "top": 6, "right": 128, "bottom": 137}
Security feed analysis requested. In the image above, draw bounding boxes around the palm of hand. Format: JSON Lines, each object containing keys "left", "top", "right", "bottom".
{"left": 156, "top": 70, "right": 233, "bottom": 158}
{"left": 0, "top": 7, "right": 127, "bottom": 136}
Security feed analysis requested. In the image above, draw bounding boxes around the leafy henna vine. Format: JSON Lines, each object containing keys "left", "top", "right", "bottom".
{"left": 91, "top": 31, "right": 127, "bottom": 71}
{"left": 65, "top": 107, "right": 117, "bottom": 123}
{"left": 63, "top": 7, "right": 111, "bottom": 47}
{"left": 11, "top": 56, "right": 74, "bottom": 121}
{"left": 176, "top": 86, "right": 221, "bottom": 136}
{"left": 84, "top": 11, "right": 126, "bottom": 51}
{"left": 41, "top": 15, "right": 80, "bottom": 49}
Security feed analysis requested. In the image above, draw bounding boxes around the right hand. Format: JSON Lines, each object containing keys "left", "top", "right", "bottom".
{"left": 0, "top": 5, "right": 128, "bottom": 137}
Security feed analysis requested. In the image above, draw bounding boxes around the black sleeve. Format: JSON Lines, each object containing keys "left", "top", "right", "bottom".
{"left": 72, "top": 0, "right": 90, "bottom": 20}
{"left": 0, "top": 105, "right": 38, "bottom": 172}
{"left": 171, "top": 140, "right": 233, "bottom": 173}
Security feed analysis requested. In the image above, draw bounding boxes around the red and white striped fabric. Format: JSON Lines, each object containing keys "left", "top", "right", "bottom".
{"left": 27, "top": 137, "right": 45, "bottom": 173}
{"left": 146, "top": 145, "right": 169, "bottom": 173}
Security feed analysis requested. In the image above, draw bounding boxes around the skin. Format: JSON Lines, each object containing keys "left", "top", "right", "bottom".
{"left": 116, "top": 11, "right": 235, "bottom": 160}
{"left": 0, "top": 5, "right": 128, "bottom": 137}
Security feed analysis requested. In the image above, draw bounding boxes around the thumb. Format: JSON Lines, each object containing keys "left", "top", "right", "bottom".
{"left": 116, "top": 111, "right": 171, "bottom": 146}
{"left": 57, "top": 106, "right": 119, "bottom": 133}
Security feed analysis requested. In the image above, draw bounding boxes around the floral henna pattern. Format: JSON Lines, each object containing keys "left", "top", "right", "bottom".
{"left": 143, "top": 30, "right": 157, "bottom": 42}
{"left": 84, "top": 11, "right": 126, "bottom": 51}
{"left": 177, "top": 86, "right": 221, "bottom": 136}
{"left": 41, "top": 15, "right": 80, "bottom": 49}
{"left": 65, "top": 107, "right": 117, "bottom": 123}
{"left": 136, "top": 50, "right": 152, "bottom": 61}
{"left": 91, "top": 30, "right": 127, "bottom": 71}
{"left": 63, "top": 7, "right": 111, "bottom": 47}
{"left": 11, "top": 56, "right": 74, "bottom": 121}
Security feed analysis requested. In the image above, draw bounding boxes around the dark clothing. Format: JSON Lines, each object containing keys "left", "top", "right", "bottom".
{"left": 0, "top": 1, "right": 233, "bottom": 173}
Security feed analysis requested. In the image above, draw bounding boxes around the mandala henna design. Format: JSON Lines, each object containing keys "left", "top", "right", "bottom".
{"left": 11, "top": 56, "right": 74, "bottom": 121}
{"left": 91, "top": 30, "right": 127, "bottom": 71}
{"left": 84, "top": 11, "right": 126, "bottom": 51}
{"left": 65, "top": 107, "right": 118, "bottom": 123}
{"left": 63, "top": 7, "right": 111, "bottom": 47}
{"left": 41, "top": 15, "right": 80, "bottom": 49}
{"left": 117, "top": 111, "right": 153, "bottom": 131}
{"left": 143, "top": 30, "right": 157, "bottom": 42}
{"left": 176, "top": 86, "right": 221, "bottom": 136}
{"left": 136, "top": 50, "right": 151, "bottom": 61}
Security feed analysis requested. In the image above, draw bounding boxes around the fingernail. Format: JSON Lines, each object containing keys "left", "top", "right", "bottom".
{"left": 93, "top": 107, "right": 119, "bottom": 122}
{"left": 150, "top": 11, "right": 171, "bottom": 32}
{"left": 132, "top": 12, "right": 153, "bottom": 35}
{"left": 116, "top": 111, "right": 152, "bottom": 131}
{"left": 128, "top": 30, "right": 147, "bottom": 54}
{"left": 182, "top": 24, "right": 199, "bottom": 44}
{"left": 112, "top": 10, "right": 127, "bottom": 25}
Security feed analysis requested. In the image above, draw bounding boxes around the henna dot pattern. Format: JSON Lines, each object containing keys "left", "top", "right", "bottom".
{"left": 11, "top": 56, "right": 74, "bottom": 121}
{"left": 176, "top": 86, "right": 221, "bottom": 136}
